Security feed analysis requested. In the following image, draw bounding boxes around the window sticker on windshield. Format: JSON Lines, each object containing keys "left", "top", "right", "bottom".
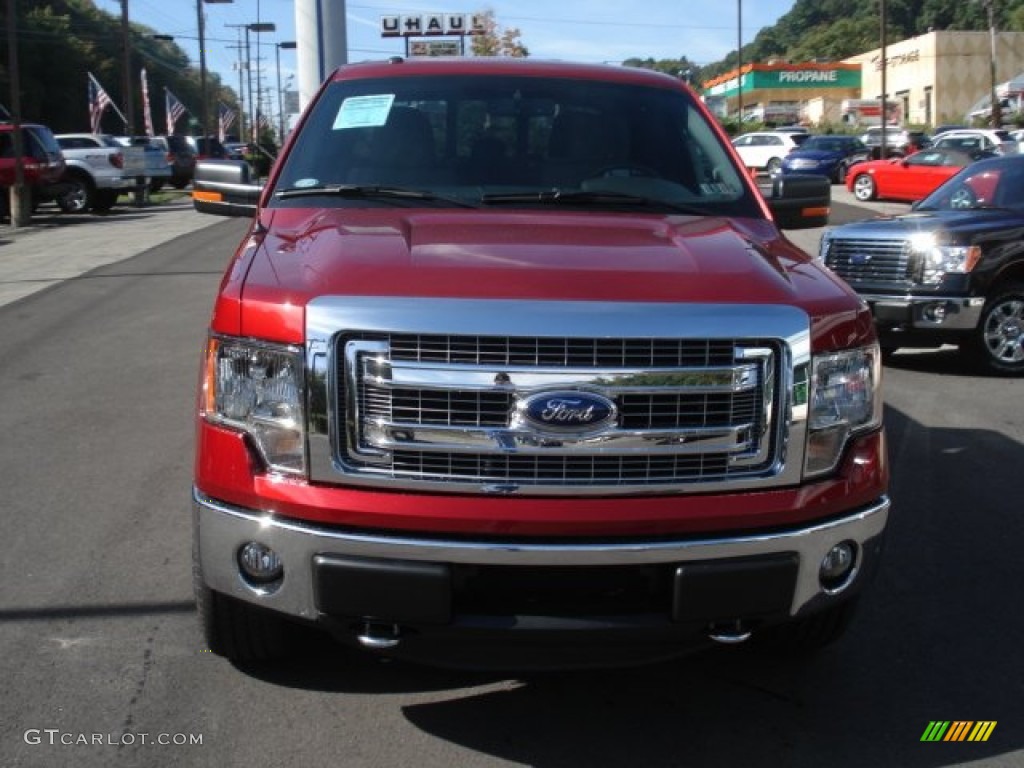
{"left": 333, "top": 94, "right": 396, "bottom": 130}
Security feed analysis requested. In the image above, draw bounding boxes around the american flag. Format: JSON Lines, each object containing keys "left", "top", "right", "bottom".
{"left": 88, "top": 73, "right": 113, "bottom": 133}
{"left": 217, "top": 102, "right": 236, "bottom": 142}
{"left": 165, "top": 88, "right": 187, "bottom": 135}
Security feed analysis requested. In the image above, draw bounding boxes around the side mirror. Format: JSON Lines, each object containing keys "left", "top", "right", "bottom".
{"left": 192, "top": 159, "right": 263, "bottom": 217}
{"left": 762, "top": 174, "right": 830, "bottom": 229}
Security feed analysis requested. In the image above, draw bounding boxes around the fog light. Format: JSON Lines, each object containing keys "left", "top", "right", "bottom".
{"left": 819, "top": 541, "right": 857, "bottom": 592}
{"left": 238, "top": 541, "right": 283, "bottom": 585}
{"left": 923, "top": 302, "right": 947, "bottom": 323}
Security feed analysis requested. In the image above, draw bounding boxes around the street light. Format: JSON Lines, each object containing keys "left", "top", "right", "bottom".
{"left": 197, "top": 0, "right": 234, "bottom": 141}
{"left": 276, "top": 41, "right": 297, "bottom": 142}
{"left": 245, "top": 22, "right": 276, "bottom": 142}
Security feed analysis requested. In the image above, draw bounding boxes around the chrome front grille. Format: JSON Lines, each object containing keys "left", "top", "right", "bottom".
{"left": 306, "top": 298, "right": 812, "bottom": 496}
{"left": 824, "top": 237, "right": 910, "bottom": 282}
{"left": 388, "top": 334, "right": 738, "bottom": 367}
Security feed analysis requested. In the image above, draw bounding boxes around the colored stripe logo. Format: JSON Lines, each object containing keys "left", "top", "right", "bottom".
{"left": 921, "top": 721, "right": 997, "bottom": 742}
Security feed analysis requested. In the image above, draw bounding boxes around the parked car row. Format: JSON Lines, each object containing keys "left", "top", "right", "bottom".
{"left": 0, "top": 121, "right": 233, "bottom": 217}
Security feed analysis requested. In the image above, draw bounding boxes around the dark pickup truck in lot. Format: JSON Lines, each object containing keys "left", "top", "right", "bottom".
{"left": 821, "top": 154, "right": 1024, "bottom": 375}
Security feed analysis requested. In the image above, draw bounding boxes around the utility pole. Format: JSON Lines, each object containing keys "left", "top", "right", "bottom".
{"left": 119, "top": 0, "right": 135, "bottom": 136}
{"left": 737, "top": 0, "right": 743, "bottom": 122}
{"left": 880, "top": 0, "right": 887, "bottom": 158}
{"left": 983, "top": 0, "right": 1003, "bottom": 127}
{"left": 5, "top": 0, "right": 30, "bottom": 226}
{"left": 198, "top": 1, "right": 235, "bottom": 140}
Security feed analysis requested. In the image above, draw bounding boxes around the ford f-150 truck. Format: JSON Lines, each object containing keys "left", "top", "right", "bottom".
{"left": 190, "top": 58, "right": 889, "bottom": 668}
{"left": 821, "top": 153, "right": 1024, "bottom": 375}
{"left": 54, "top": 133, "right": 166, "bottom": 213}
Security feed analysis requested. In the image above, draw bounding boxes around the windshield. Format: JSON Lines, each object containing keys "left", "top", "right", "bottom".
{"left": 800, "top": 137, "right": 848, "bottom": 152}
{"left": 271, "top": 74, "right": 758, "bottom": 216}
{"left": 916, "top": 158, "right": 1024, "bottom": 211}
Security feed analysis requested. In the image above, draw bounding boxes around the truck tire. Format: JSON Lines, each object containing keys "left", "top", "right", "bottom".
{"left": 755, "top": 599, "right": 859, "bottom": 653}
{"left": 193, "top": 553, "right": 287, "bottom": 661}
{"left": 91, "top": 189, "right": 119, "bottom": 213}
{"left": 966, "top": 282, "right": 1024, "bottom": 375}
{"left": 57, "top": 171, "right": 95, "bottom": 214}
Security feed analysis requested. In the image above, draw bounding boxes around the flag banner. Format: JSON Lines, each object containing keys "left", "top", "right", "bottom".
{"left": 217, "top": 102, "right": 237, "bottom": 142}
{"left": 141, "top": 68, "right": 154, "bottom": 137}
{"left": 165, "top": 88, "right": 187, "bottom": 135}
{"left": 255, "top": 111, "right": 271, "bottom": 139}
{"left": 88, "top": 72, "right": 114, "bottom": 133}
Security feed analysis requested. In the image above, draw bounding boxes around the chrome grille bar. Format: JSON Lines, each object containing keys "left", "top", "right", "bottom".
{"left": 824, "top": 237, "right": 910, "bottom": 282}
{"left": 306, "top": 298, "right": 811, "bottom": 496}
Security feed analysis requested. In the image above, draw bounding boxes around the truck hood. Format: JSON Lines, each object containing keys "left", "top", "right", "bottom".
{"left": 828, "top": 208, "right": 1024, "bottom": 240}
{"left": 234, "top": 208, "right": 864, "bottom": 343}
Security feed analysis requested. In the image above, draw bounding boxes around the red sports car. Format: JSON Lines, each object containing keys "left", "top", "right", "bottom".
{"left": 847, "top": 148, "right": 991, "bottom": 202}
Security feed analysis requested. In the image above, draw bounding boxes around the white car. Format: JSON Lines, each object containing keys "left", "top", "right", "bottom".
{"left": 731, "top": 131, "right": 805, "bottom": 174}
{"left": 930, "top": 129, "right": 1018, "bottom": 156}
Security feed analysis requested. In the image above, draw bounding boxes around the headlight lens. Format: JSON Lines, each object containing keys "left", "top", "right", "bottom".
{"left": 805, "top": 344, "right": 882, "bottom": 476}
{"left": 908, "top": 234, "right": 981, "bottom": 284}
{"left": 817, "top": 231, "right": 832, "bottom": 262}
{"left": 203, "top": 336, "right": 305, "bottom": 474}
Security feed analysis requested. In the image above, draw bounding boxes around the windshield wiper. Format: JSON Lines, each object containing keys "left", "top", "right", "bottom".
{"left": 275, "top": 184, "right": 478, "bottom": 208}
{"left": 480, "top": 189, "right": 708, "bottom": 215}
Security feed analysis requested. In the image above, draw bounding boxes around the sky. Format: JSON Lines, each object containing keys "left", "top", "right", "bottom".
{"left": 94, "top": 0, "right": 797, "bottom": 99}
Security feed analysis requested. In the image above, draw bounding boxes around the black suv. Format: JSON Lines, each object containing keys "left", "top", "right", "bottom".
{"left": 820, "top": 154, "right": 1024, "bottom": 374}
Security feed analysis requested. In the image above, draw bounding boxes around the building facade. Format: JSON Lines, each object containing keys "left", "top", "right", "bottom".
{"left": 702, "top": 30, "right": 1024, "bottom": 129}
{"left": 847, "top": 30, "right": 1024, "bottom": 127}
{"left": 702, "top": 62, "right": 861, "bottom": 124}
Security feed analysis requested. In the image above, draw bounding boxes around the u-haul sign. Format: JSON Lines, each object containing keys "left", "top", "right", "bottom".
{"left": 381, "top": 14, "right": 487, "bottom": 37}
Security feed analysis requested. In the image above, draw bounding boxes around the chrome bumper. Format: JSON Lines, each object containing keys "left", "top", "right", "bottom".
{"left": 862, "top": 293, "right": 985, "bottom": 330}
{"left": 194, "top": 487, "right": 890, "bottom": 623}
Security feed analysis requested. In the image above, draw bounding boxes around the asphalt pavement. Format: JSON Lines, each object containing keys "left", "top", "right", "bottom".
{"left": 0, "top": 197, "right": 222, "bottom": 308}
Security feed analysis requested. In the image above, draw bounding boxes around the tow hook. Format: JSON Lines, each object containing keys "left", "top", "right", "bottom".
{"left": 356, "top": 622, "right": 402, "bottom": 650}
{"left": 707, "top": 620, "right": 753, "bottom": 644}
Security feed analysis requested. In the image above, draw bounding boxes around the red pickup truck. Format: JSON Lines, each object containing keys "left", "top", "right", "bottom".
{"left": 0, "top": 122, "right": 66, "bottom": 212}
{"left": 191, "top": 58, "right": 889, "bottom": 668}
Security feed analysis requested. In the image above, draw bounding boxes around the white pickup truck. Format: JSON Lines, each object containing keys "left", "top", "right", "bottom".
{"left": 54, "top": 133, "right": 171, "bottom": 213}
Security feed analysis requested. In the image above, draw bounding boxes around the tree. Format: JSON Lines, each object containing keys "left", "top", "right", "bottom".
{"left": 470, "top": 9, "right": 529, "bottom": 57}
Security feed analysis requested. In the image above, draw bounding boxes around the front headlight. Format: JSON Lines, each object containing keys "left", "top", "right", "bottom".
{"left": 817, "top": 230, "right": 832, "bottom": 262}
{"left": 805, "top": 344, "right": 882, "bottom": 476}
{"left": 909, "top": 234, "right": 982, "bottom": 284}
{"left": 202, "top": 336, "right": 306, "bottom": 475}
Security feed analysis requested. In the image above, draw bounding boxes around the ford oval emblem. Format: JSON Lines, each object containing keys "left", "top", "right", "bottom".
{"left": 517, "top": 391, "right": 618, "bottom": 434}
{"left": 850, "top": 252, "right": 872, "bottom": 266}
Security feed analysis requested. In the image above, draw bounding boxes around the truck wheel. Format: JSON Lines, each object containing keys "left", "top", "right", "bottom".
{"left": 91, "top": 189, "right": 119, "bottom": 213}
{"left": 755, "top": 599, "right": 859, "bottom": 652}
{"left": 967, "top": 283, "right": 1024, "bottom": 375}
{"left": 195, "top": 583, "right": 288, "bottom": 661}
{"left": 193, "top": 555, "right": 287, "bottom": 661}
{"left": 57, "top": 172, "right": 94, "bottom": 214}
{"left": 834, "top": 162, "right": 848, "bottom": 185}
{"left": 765, "top": 157, "right": 782, "bottom": 175}
{"left": 852, "top": 174, "right": 876, "bottom": 201}
{"left": 149, "top": 179, "right": 165, "bottom": 193}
